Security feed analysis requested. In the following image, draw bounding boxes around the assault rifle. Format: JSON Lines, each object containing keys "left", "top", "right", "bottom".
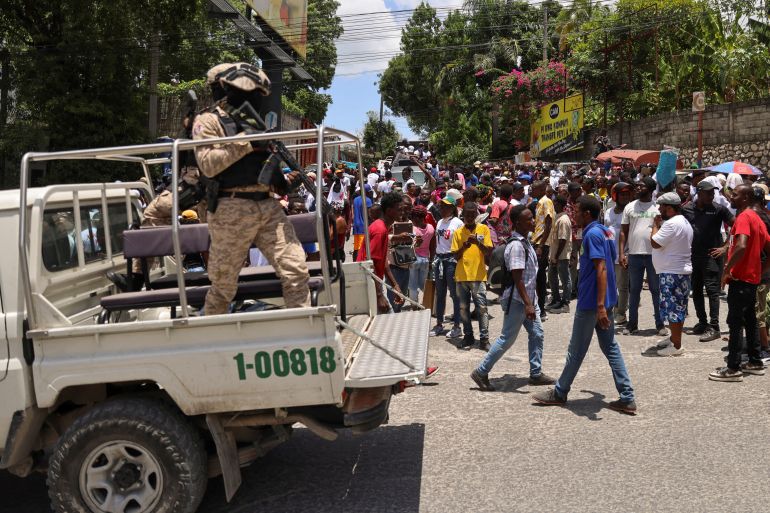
{"left": 225, "top": 100, "right": 329, "bottom": 213}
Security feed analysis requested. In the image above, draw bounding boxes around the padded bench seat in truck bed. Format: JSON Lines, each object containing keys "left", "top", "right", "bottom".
{"left": 100, "top": 277, "right": 325, "bottom": 312}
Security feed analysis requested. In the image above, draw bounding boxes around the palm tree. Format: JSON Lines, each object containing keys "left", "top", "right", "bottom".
{"left": 555, "top": 0, "right": 605, "bottom": 54}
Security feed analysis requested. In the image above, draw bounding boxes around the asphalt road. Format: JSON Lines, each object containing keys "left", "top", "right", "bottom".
{"left": 3, "top": 290, "right": 769, "bottom": 513}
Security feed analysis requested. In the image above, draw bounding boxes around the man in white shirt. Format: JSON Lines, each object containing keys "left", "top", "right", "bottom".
{"left": 604, "top": 181, "right": 633, "bottom": 324}
{"left": 650, "top": 192, "right": 694, "bottom": 356}
{"left": 549, "top": 166, "right": 564, "bottom": 191}
{"left": 618, "top": 177, "right": 666, "bottom": 336}
{"left": 366, "top": 167, "right": 380, "bottom": 190}
{"left": 377, "top": 170, "right": 395, "bottom": 196}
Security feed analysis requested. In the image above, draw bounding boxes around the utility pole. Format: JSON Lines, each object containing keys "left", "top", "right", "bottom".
{"left": 375, "top": 74, "right": 384, "bottom": 157}
{"left": 542, "top": 5, "right": 548, "bottom": 62}
{"left": 148, "top": 33, "right": 160, "bottom": 138}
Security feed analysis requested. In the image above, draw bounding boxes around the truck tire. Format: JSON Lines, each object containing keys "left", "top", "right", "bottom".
{"left": 47, "top": 397, "right": 207, "bottom": 513}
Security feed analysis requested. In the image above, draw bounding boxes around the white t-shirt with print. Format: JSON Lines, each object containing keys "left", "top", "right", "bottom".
{"left": 435, "top": 217, "right": 464, "bottom": 255}
{"left": 622, "top": 199, "right": 659, "bottom": 255}
{"left": 604, "top": 207, "right": 625, "bottom": 264}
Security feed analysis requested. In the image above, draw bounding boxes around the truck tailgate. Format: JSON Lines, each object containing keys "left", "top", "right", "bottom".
{"left": 345, "top": 310, "right": 430, "bottom": 388}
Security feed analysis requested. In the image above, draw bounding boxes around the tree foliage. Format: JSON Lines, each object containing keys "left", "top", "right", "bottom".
{"left": 361, "top": 111, "right": 400, "bottom": 158}
{"left": 0, "top": 0, "right": 343, "bottom": 187}
{"left": 283, "top": 0, "right": 343, "bottom": 124}
{"left": 380, "top": 0, "right": 561, "bottom": 160}
{"left": 381, "top": 0, "right": 770, "bottom": 161}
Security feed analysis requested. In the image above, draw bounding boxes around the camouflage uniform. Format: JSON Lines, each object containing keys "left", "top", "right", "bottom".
{"left": 193, "top": 107, "right": 310, "bottom": 314}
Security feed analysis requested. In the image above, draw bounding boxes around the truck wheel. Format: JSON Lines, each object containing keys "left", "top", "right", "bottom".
{"left": 47, "top": 397, "right": 207, "bottom": 513}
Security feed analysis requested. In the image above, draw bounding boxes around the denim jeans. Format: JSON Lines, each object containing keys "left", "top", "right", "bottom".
{"left": 726, "top": 280, "right": 762, "bottom": 370}
{"left": 536, "top": 245, "right": 550, "bottom": 311}
{"left": 477, "top": 300, "right": 543, "bottom": 377}
{"left": 554, "top": 307, "right": 635, "bottom": 403}
{"left": 614, "top": 263, "right": 629, "bottom": 320}
{"left": 388, "top": 265, "right": 411, "bottom": 313}
{"left": 547, "top": 259, "right": 571, "bottom": 305}
{"left": 433, "top": 256, "right": 460, "bottom": 327}
{"left": 628, "top": 254, "right": 663, "bottom": 330}
{"left": 409, "top": 256, "right": 430, "bottom": 301}
{"left": 456, "top": 281, "right": 489, "bottom": 340}
{"left": 691, "top": 255, "right": 723, "bottom": 329}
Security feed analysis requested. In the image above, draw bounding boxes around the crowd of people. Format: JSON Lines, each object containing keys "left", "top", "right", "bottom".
{"left": 315, "top": 145, "right": 770, "bottom": 412}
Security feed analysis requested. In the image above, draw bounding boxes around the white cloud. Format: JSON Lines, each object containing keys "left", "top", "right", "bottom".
{"left": 387, "top": 0, "right": 459, "bottom": 9}
{"left": 335, "top": 0, "right": 401, "bottom": 75}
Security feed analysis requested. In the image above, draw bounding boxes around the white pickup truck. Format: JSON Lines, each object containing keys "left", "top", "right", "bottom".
{"left": 0, "top": 127, "right": 430, "bottom": 513}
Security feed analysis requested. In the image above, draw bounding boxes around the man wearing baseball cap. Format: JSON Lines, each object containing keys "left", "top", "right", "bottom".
{"left": 682, "top": 180, "right": 734, "bottom": 342}
{"left": 650, "top": 192, "right": 693, "bottom": 356}
{"left": 367, "top": 167, "right": 380, "bottom": 191}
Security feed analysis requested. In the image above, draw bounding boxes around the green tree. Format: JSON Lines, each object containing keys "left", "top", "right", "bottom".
{"left": 283, "top": 0, "right": 343, "bottom": 124}
{"left": 361, "top": 111, "right": 400, "bottom": 157}
{"left": 2, "top": 0, "right": 203, "bottom": 185}
{"left": 380, "top": 2, "right": 443, "bottom": 135}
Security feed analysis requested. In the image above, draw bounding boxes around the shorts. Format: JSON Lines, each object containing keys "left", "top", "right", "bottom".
{"left": 353, "top": 234, "right": 365, "bottom": 251}
{"left": 659, "top": 273, "right": 691, "bottom": 324}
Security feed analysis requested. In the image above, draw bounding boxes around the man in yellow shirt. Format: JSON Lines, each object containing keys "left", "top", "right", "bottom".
{"left": 531, "top": 180, "right": 554, "bottom": 320}
{"left": 452, "top": 202, "right": 493, "bottom": 349}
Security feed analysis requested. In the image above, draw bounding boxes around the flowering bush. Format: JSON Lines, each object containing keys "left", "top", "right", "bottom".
{"left": 491, "top": 60, "right": 568, "bottom": 108}
{"left": 489, "top": 60, "right": 571, "bottom": 149}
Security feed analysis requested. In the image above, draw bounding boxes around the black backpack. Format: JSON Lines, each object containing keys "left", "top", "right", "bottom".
{"left": 487, "top": 237, "right": 527, "bottom": 296}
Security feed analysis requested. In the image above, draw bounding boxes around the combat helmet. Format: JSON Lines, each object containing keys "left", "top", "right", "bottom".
{"left": 217, "top": 62, "right": 271, "bottom": 96}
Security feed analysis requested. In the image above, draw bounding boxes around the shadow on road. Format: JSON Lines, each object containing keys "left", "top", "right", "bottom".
{"left": 0, "top": 423, "right": 426, "bottom": 513}
{"left": 488, "top": 374, "right": 530, "bottom": 394}
{"left": 532, "top": 389, "right": 608, "bottom": 421}
{"left": 200, "top": 423, "right": 425, "bottom": 513}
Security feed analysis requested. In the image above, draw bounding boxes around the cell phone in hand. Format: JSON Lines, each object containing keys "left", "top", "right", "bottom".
{"left": 393, "top": 221, "right": 413, "bottom": 235}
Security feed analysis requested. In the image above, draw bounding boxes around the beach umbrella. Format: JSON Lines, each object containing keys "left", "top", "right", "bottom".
{"left": 703, "top": 161, "right": 763, "bottom": 176}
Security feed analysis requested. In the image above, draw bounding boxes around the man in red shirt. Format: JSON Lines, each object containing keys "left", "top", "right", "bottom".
{"left": 357, "top": 192, "right": 405, "bottom": 313}
{"left": 710, "top": 184, "right": 770, "bottom": 381}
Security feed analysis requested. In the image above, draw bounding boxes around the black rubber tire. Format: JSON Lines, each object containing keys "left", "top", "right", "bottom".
{"left": 47, "top": 397, "right": 207, "bottom": 513}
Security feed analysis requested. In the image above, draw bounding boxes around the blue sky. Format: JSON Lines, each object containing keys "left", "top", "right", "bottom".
{"left": 321, "top": 0, "right": 458, "bottom": 141}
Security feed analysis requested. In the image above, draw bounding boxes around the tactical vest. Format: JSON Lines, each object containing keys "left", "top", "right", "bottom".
{"left": 212, "top": 109, "right": 268, "bottom": 189}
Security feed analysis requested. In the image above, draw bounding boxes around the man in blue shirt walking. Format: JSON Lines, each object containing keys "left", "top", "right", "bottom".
{"left": 352, "top": 185, "right": 373, "bottom": 261}
{"left": 533, "top": 195, "right": 637, "bottom": 415}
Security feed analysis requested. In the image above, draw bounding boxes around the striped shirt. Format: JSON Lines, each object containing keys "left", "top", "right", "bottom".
{"left": 500, "top": 231, "right": 539, "bottom": 306}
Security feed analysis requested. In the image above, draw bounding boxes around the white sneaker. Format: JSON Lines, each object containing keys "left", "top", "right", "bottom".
{"left": 657, "top": 344, "right": 684, "bottom": 357}
{"left": 657, "top": 327, "right": 670, "bottom": 337}
{"left": 656, "top": 337, "right": 673, "bottom": 349}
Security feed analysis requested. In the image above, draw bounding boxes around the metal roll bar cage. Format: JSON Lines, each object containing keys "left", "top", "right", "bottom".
{"left": 19, "top": 125, "right": 368, "bottom": 329}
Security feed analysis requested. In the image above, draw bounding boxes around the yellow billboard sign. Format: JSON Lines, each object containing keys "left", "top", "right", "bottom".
{"left": 530, "top": 93, "right": 584, "bottom": 158}
{"left": 247, "top": 0, "right": 308, "bottom": 59}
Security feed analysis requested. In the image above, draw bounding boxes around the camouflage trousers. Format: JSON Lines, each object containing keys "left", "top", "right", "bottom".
{"left": 205, "top": 197, "right": 310, "bottom": 315}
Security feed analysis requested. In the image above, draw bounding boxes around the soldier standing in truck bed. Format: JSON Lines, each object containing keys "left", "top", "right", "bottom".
{"left": 192, "top": 62, "right": 309, "bottom": 314}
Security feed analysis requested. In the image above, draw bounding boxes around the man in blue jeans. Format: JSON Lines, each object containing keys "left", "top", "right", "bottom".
{"left": 470, "top": 205, "right": 556, "bottom": 390}
{"left": 533, "top": 196, "right": 637, "bottom": 415}
{"left": 618, "top": 177, "right": 667, "bottom": 336}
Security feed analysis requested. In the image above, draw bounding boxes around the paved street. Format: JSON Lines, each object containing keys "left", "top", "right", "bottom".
{"left": 2, "top": 292, "right": 769, "bottom": 512}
